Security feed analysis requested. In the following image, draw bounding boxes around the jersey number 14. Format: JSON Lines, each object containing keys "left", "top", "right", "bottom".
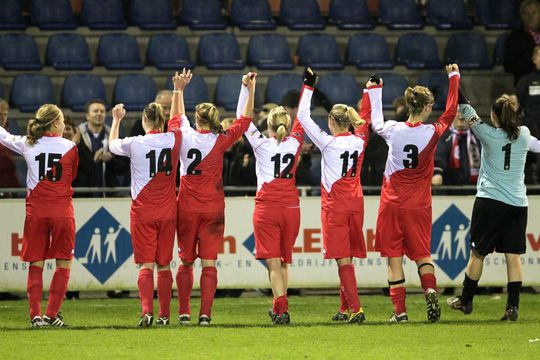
{"left": 146, "top": 149, "right": 172, "bottom": 177}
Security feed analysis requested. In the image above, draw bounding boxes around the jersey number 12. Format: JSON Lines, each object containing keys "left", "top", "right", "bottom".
{"left": 271, "top": 153, "right": 295, "bottom": 178}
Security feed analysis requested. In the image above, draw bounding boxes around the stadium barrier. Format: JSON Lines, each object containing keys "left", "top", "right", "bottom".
{"left": 1, "top": 196, "right": 539, "bottom": 291}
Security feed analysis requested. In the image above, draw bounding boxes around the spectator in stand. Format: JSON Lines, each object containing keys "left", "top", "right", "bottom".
{"left": 393, "top": 97, "right": 408, "bottom": 122}
{"left": 130, "top": 90, "right": 173, "bottom": 137}
{"left": 221, "top": 117, "right": 256, "bottom": 193}
{"left": 0, "top": 99, "right": 20, "bottom": 198}
{"left": 505, "top": 0, "right": 540, "bottom": 85}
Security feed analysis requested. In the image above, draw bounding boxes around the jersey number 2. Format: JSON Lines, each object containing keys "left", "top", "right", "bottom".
{"left": 271, "top": 153, "right": 295, "bottom": 178}
{"left": 146, "top": 149, "right": 172, "bottom": 177}
{"left": 339, "top": 151, "right": 359, "bottom": 177}
{"left": 187, "top": 149, "right": 202, "bottom": 175}
{"left": 403, "top": 144, "right": 419, "bottom": 169}
{"left": 35, "top": 153, "right": 62, "bottom": 182}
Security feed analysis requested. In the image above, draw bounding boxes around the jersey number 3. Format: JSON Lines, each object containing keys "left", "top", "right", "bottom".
{"left": 403, "top": 144, "right": 419, "bottom": 169}
{"left": 35, "top": 153, "right": 62, "bottom": 182}
{"left": 146, "top": 149, "right": 172, "bottom": 177}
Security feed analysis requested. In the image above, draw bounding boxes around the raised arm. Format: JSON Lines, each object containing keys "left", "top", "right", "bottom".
{"left": 433, "top": 64, "right": 461, "bottom": 135}
{"left": 0, "top": 125, "right": 25, "bottom": 155}
{"left": 169, "top": 68, "right": 192, "bottom": 131}
{"left": 529, "top": 136, "right": 540, "bottom": 153}
{"left": 108, "top": 104, "right": 133, "bottom": 157}
{"left": 354, "top": 89, "right": 371, "bottom": 139}
{"left": 367, "top": 76, "right": 386, "bottom": 137}
{"left": 237, "top": 72, "right": 267, "bottom": 149}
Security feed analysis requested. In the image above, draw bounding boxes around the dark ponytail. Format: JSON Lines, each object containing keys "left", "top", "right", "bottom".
{"left": 492, "top": 95, "right": 520, "bottom": 140}
{"left": 143, "top": 102, "right": 165, "bottom": 132}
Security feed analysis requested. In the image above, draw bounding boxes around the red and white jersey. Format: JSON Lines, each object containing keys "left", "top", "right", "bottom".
{"left": 237, "top": 85, "right": 304, "bottom": 207}
{"left": 109, "top": 116, "right": 181, "bottom": 220}
{"left": 0, "top": 127, "right": 78, "bottom": 217}
{"left": 297, "top": 85, "right": 370, "bottom": 213}
{"left": 368, "top": 72, "right": 460, "bottom": 208}
{"left": 177, "top": 112, "right": 252, "bottom": 213}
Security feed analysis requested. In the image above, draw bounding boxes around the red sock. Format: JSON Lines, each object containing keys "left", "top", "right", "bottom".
{"left": 390, "top": 287, "right": 407, "bottom": 315}
{"left": 420, "top": 273, "right": 438, "bottom": 293}
{"left": 137, "top": 268, "right": 154, "bottom": 316}
{"left": 176, "top": 265, "right": 193, "bottom": 315}
{"left": 200, "top": 266, "right": 217, "bottom": 317}
{"left": 27, "top": 265, "right": 43, "bottom": 319}
{"left": 45, "top": 267, "right": 70, "bottom": 318}
{"left": 339, "top": 285, "right": 349, "bottom": 313}
{"left": 157, "top": 270, "right": 173, "bottom": 318}
{"left": 272, "top": 295, "right": 288, "bottom": 315}
{"left": 338, "top": 264, "right": 360, "bottom": 313}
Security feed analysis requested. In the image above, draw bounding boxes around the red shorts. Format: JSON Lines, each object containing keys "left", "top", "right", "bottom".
{"left": 177, "top": 210, "right": 224, "bottom": 262}
{"left": 21, "top": 216, "right": 75, "bottom": 262}
{"left": 322, "top": 210, "right": 366, "bottom": 259}
{"left": 253, "top": 205, "right": 300, "bottom": 263}
{"left": 131, "top": 218, "right": 176, "bottom": 265}
{"left": 375, "top": 203, "right": 432, "bottom": 260}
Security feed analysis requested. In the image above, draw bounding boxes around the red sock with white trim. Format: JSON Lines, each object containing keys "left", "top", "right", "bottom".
{"left": 199, "top": 266, "right": 217, "bottom": 317}
{"left": 176, "top": 265, "right": 193, "bottom": 315}
{"left": 45, "top": 267, "right": 70, "bottom": 318}
{"left": 338, "top": 264, "right": 360, "bottom": 313}
{"left": 390, "top": 287, "right": 407, "bottom": 315}
{"left": 157, "top": 270, "right": 173, "bottom": 318}
{"left": 137, "top": 268, "right": 154, "bottom": 316}
{"left": 272, "top": 295, "right": 288, "bottom": 316}
{"left": 420, "top": 273, "right": 438, "bottom": 293}
{"left": 27, "top": 265, "right": 43, "bottom": 319}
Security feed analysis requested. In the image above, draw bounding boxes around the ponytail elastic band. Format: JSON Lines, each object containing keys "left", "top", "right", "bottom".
{"left": 38, "top": 118, "right": 56, "bottom": 128}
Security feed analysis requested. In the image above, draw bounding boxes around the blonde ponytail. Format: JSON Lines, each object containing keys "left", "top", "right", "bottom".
{"left": 143, "top": 102, "right": 165, "bottom": 132}
{"left": 267, "top": 106, "right": 291, "bottom": 144}
{"left": 196, "top": 103, "right": 223, "bottom": 134}
{"left": 329, "top": 104, "right": 364, "bottom": 131}
{"left": 26, "top": 104, "right": 62, "bottom": 145}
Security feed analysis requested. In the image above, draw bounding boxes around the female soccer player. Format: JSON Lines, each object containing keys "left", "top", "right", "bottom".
{"left": 295, "top": 68, "right": 370, "bottom": 324}
{"left": 368, "top": 64, "right": 460, "bottom": 323}
{"left": 176, "top": 72, "right": 256, "bottom": 326}
{"left": 448, "top": 94, "right": 540, "bottom": 321}
{"left": 0, "top": 104, "right": 78, "bottom": 327}
{"left": 109, "top": 71, "right": 188, "bottom": 327}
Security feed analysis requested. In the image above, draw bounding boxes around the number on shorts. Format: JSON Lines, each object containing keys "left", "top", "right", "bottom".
{"left": 502, "top": 143, "right": 511, "bottom": 170}
{"left": 187, "top": 148, "right": 202, "bottom": 175}
{"left": 145, "top": 149, "right": 173, "bottom": 177}
{"left": 35, "top": 153, "right": 63, "bottom": 182}
{"left": 403, "top": 144, "right": 419, "bottom": 169}
{"left": 339, "top": 151, "right": 359, "bottom": 177}
{"left": 270, "top": 153, "right": 295, "bottom": 178}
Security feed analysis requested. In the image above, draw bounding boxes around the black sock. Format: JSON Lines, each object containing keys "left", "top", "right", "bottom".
{"left": 506, "top": 281, "right": 522, "bottom": 308}
{"left": 461, "top": 273, "right": 478, "bottom": 305}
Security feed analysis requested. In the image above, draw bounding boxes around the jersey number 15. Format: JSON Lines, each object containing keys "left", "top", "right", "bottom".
{"left": 35, "top": 153, "right": 62, "bottom": 182}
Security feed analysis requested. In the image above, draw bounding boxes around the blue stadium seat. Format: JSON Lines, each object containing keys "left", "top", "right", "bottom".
{"left": 179, "top": 0, "right": 228, "bottom": 30}
{"left": 280, "top": 0, "right": 325, "bottom": 30}
{"left": 0, "top": 34, "right": 43, "bottom": 70}
{"left": 46, "top": 33, "right": 93, "bottom": 70}
{"left": 215, "top": 74, "right": 243, "bottom": 111}
{"left": 130, "top": 0, "right": 176, "bottom": 30}
{"left": 309, "top": 152, "right": 322, "bottom": 186}
{"left": 476, "top": 0, "right": 520, "bottom": 30}
{"left": 395, "top": 33, "right": 442, "bottom": 69}
{"left": 10, "top": 74, "right": 55, "bottom": 113}
{"left": 312, "top": 115, "right": 331, "bottom": 134}
{"left": 231, "top": 0, "right": 276, "bottom": 30}
{"left": 97, "top": 33, "right": 143, "bottom": 70}
{"left": 445, "top": 32, "right": 492, "bottom": 69}
{"left": 347, "top": 33, "right": 393, "bottom": 69}
{"left": 197, "top": 33, "right": 244, "bottom": 70}
{"left": 266, "top": 74, "right": 303, "bottom": 104}
{"left": 378, "top": 73, "right": 408, "bottom": 110}
{"left": 297, "top": 33, "right": 343, "bottom": 70}
{"left": 316, "top": 73, "right": 360, "bottom": 107}
{"left": 82, "top": 0, "right": 127, "bottom": 30}
{"left": 30, "top": 0, "right": 77, "bottom": 30}
{"left": 329, "top": 0, "right": 374, "bottom": 30}
{"left": 0, "top": 0, "right": 27, "bottom": 30}
{"left": 379, "top": 0, "right": 423, "bottom": 30}
{"left": 114, "top": 75, "right": 157, "bottom": 111}
{"left": 248, "top": 34, "right": 293, "bottom": 70}
{"left": 62, "top": 74, "right": 106, "bottom": 112}
{"left": 14, "top": 156, "right": 27, "bottom": 187}
{"left": 147, "top": 34, "right": 194, "bottom": 70}
{"left": 166, "top": 74, "right": 209, "bottom": 111}
{"left": 427, "top": 0, "right": 472, "bottom": 30}
{"left": 417, "top": 72, "right": 449, "bottom": 111}
{"left": 494, "top": 33, "right": 508, "bottom": 65}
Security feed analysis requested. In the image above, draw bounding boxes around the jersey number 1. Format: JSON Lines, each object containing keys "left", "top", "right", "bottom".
{"left": 146, "top": 149, "right": 172, "bottom": 177}
{"left": 502, "top": 143, "right": 511, "bottom": 170}
{"left": 271, "top": 153, "right": 295, "bottom": 178}
{"left": 35, "top": 153, "right": 63, "bottom": 182}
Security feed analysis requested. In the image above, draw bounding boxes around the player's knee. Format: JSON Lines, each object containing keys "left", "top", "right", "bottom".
{"left": 471, "top": 249, "right": 485, "bottom": 261}
{"left": 181, "top": 260, "right": 194, "bottom": 267}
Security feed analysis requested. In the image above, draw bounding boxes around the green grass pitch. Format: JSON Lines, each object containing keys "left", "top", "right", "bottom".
{"left": 0, "top": 294, "right": 539, "bottom": 359}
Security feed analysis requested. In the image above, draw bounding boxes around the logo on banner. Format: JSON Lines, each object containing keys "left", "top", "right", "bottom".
{"left": 431, "top": 204, "right": 471, "bottom": 280}
{"left": 74, "top": 207, "right": 132, "bottom": 284}
{"left": 242, "top": 233, "right": 267, "bottom": 268}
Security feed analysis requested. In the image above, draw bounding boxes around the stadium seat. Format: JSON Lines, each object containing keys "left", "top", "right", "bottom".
{"left": 179, "top": 0, "right": 228, "bottom": 30}
{"left": 247, "top": 34, "right": 293, "bottom": 70}
{"left": 197, "top": 33, "right": 244, "bottom": 70}
{"left": 62, "top": 74, "right": 106, "bottom": 112}
{"left": 97, "top": 34, "right": 144, "bottom": 70}
{"left": 309, "top": 152, "right": 322, "bottom": 186}
{"left": 45, "top": 33, "right": 93, "bottom": 70}
{"left": 417, "top": 72, "right": 449, "bottom": 111}
{"left": 378, "top": 73, "right": 408, "bottom": 110}
{"left": 329, "top": 0, "right": 374, "bottom": 30}
{"left": 427, "top": 0, "right": 472, "bottom": 30}
{"left": 395, "top": 33, "right": 442, "bottom": 69}
{"left": 231, "top": 0, "right": 276, "bottom": 30}
{"left": 347, "top": 33, "right": 394, "bottom": 69}
{"left": 493, "top": 33, "right": 508, "bottom": 65}
{"left": 312, "top": 115, "right": 331, "bottom": 134}
{"left": 114, "top": 75, "right": 157, "bottom": 111}
{"left": 130, "top": 0, "right": 176, "bottom": 30}
{"left": 280, "top": 0, "right": 325, "bottom": 30}
{"left": 166, "top": 74, "right": 209, "bottom": 111}
{"left": 265, "top": 73, "right": 303, "bottom": 104}
{"left": 215, "top": 74, "right": 244, "bottom": 111}
{"left": 445, "top": 32, "right": 492, "bottom": 70}
{"left": 147, "top": 33, "right": 194, "bottom": 70}
{"left": 81, "top": 0, "right": 127, "bottom": 30}
{"left": 476, "top": 0, "right": 520, "bottom": 30}
{"left": 10, "top": 74, "right": 55, "bottom": 113}
{"left": 0, "top": 34, "right": 43, "bottom": 70}
{"left": 0, "top": 0, "right": 27, "bottom": 30}
{"left": 30, "top": 0, "right": 77, "bottom": 30}
{"left": 379, "top": 0, "right": 423, "bottom": 30}
{"left": 316, "top": 73, "right": 360, "bottom": 107}
{"left": 297, "top": 33, "right": 344, "bottom": 70}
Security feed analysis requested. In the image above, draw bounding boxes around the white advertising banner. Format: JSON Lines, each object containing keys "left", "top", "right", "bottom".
{"left": 1, "top": 196, "right": 539, "bottom": 291}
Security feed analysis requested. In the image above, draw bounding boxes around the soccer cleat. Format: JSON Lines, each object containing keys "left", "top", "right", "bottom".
{"left": 272, "top": 312, "right": 290, "bottom": 325}
{"left": 389, "top": 312, "right": 408, "bottom": 323}
{"left": 332, "top": 310, "right": 349, "bottom": 322}
{"left": 179, "top": 314, "right": 191, "bottom": 325}
{"left": 198, "top": 315, "right": 211, "bottom": 326}
{"left": 268, "top": 309, "right": 276, "bottom": 323}
{"left": 446, "top": 296, "right": 473, "bottom": 315}
{"left": 43, "top": 313, "right": 67, "bottom": 327}
{"left": 138, "top": 313, "right": 153, "bottom": 328}
{"left": 30, "top": 316, "right": 44, "bottom": 328}
{"left": 425, "top": 289, "right": 441, "bottom": 322}
{"left": 156, "top": 316, "right": 170, "bottom": 326}
{"left": 500, "top": 306, "right": 518, "bottom": 321}
{"left": 347, "top": 308, "right": 366, "bottom": 324}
